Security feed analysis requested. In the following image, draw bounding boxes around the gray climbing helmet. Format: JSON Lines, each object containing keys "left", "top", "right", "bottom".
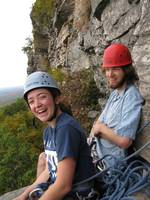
{"left": 24, "top": 71, "right": 60, "bottom": 98}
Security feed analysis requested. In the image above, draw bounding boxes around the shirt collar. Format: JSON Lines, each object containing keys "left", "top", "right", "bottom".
{"left": 115, "top": 84, "right": 129, "bottom": 97}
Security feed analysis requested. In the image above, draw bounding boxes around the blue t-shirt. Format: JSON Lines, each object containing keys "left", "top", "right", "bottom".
{"left": 43, "top": 112, "right": 94, "bottom": 183}
{"left": 97, "top": 84, "right": 143, "bottom": 166}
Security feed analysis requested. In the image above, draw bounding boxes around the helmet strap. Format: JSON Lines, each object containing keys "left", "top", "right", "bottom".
{"left": 47, "top": 103, "right": 59, "bottom": 122}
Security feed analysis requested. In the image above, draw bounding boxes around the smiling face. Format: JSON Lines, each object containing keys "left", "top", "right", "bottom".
{"left": 105, "top": 67, "right": 126, "bottom": 90}
{"left": 27, "top": 88, "right": 59, "bottom": 123}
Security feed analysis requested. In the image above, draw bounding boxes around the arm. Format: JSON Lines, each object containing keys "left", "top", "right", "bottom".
{"left": 37, "top": 152, "right": 46, "bottom": 178}
{"left": 39, "top": 157, "right": 76, "bottom": 200}
{"left": 91, "top": 119, "right": 132, "bottom": 149}
{"left": 13, "top": 161, "right": 50, "bottom": 200}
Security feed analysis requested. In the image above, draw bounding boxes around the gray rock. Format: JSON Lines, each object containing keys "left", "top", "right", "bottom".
{"left": 0, "top": 187, "right": 26, "bottom": 200}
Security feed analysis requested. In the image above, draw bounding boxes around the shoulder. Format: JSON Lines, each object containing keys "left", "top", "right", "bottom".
{"left": 121, "top": 85, "right": 144, "bottom": 109}
{"left": 125, "top": 85, "right": 143, "bottom": 101}
{"left": 57, "top": 112, "right": 84, "bottom": 132}
{"left": 126, "top": 85, "right": 140, "bottom": 94}
{"left": 57, "top": 113, "right": 86, "bottom": 141}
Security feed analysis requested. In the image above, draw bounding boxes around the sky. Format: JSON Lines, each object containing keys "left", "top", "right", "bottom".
{"left": 0, "top": 0, "right": 35, "bottom": 88}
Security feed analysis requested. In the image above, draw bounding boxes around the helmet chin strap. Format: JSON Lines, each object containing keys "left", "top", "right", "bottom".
{"left": 47, "top": 104, "right": 59, "bottom": 122}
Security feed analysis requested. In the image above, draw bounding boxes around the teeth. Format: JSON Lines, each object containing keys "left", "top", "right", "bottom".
{"left": 38, "top": 110, "right": 45, "bottom": 114}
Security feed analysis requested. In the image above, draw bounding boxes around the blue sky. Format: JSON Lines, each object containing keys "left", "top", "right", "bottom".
{"left": 0, "top": 0, "right": 35, "bottom": 88}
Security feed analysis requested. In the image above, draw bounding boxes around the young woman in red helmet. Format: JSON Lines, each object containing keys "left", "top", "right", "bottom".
{"left": 91, "top": 43, "right": 144, "bottom": 167}
{"left": 13, "top": 71, "right": 95, "bottom": 200}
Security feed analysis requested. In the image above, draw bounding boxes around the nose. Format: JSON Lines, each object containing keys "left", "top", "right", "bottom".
{"left": 34, "top": 99, "right": 42, "bottom": 108}
{"left": 106, "top": 68, "right": 114, "bottom": 77}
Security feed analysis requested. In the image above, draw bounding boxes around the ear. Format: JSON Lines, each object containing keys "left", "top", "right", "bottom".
{"left": 55, "top": 95, "right": 62, "bottom": 105}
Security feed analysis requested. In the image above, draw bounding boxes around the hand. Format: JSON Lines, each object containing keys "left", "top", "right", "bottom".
{"left": 91, "top": 120, "right": 102, "bottom": 137}
{"left": 87, "top": 137, "right": 94, "bottom": 146}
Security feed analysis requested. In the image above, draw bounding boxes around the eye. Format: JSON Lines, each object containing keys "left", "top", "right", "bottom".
{"left": 39, "top": 94, "right": 47, "bottom": 99}
{"left": 28, "top": 99, "right": 34, "bottom": 105}
{"left": 113, "top": 67, "right": 122, "bottom": 71}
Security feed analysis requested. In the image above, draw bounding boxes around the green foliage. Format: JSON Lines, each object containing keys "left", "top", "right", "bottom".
{"left": 22, "top": 37, "right": 33, "bottom": 54}
{"left": 47, "top": 68, "right": 100, "bottom": 133}
{"left": 32, "top": 0, "right": 54, "bottom": 26}
{"left": 48, "top": 68, "right": 67, "bottom": 83}
{"left": 60, "top": 68, "right": 101, "bottom": 134}
{"left": 0, "top": 98, "right": 44, "bottom": 195}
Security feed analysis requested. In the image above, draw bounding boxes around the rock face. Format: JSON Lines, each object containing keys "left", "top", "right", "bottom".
{"left": 0, "top": 187, "right": 26, "bottom": 200}
{"left": 27, "top": 0, "right": 150, "bottom": 116}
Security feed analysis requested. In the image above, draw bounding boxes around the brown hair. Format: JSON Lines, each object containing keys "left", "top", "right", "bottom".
{"left": 122, "top": 64, "right": 139, "bottom": 85}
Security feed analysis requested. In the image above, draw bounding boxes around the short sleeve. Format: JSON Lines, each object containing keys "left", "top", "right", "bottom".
{"left": 55, "top": 125, "right": 81, "bottom": 161}
{"left": 115, "top": 89, "right": 143, "bottom": 139}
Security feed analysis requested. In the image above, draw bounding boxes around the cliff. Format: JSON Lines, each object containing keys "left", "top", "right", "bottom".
{"left": 26, "top": 0, "right": 150, "bottom": 162}
{"left": 1, "top": 0, "right": 150, "bottom": 199}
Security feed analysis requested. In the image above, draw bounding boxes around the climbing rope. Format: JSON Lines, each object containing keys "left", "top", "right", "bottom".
{"left": 73, "top": 120, "right": 150, "bottom": 200}
{"left": 73, "top": 141, "right": 150, "bottom": 200}
{"left": 99, "top": 148, "right": 150, "bottom": 200}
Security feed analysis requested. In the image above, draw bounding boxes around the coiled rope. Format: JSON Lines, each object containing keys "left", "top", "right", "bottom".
{"left": 100, "top": 146, "right": 150, "bottom": 200}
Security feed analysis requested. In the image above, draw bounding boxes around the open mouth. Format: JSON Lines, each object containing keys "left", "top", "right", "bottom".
{"left": 36, "top": 109, "right": 47, "bottom": 117}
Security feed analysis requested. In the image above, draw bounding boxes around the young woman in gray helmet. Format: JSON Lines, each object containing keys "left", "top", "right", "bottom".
{"left": 13, "top": 71, "right": 94, "bottom": 200}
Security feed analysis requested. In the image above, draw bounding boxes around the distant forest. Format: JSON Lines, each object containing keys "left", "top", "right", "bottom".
{"left": 0, "top": 86, "right": 23, "bottom": 107}
{"left": 0, "top": 98, "right": 44, "bottom": 195}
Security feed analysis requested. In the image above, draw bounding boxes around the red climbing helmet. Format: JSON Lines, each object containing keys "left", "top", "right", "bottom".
{"left": 102, "top": 43, "right": 132, "bottom": 68}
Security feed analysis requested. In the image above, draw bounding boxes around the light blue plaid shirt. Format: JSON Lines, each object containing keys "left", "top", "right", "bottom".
{"left": 97, "top": 84, "right": 143, "bottom": 167}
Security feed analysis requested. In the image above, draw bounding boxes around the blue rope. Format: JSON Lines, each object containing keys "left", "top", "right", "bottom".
{"left": 100, "top": 161, "right": 150, "bottom": 199}
{"left": 123, "top": 141, "right": 150, "bottom": 162}
{"left": 99, "top": 142, "right": 150, "bottom": 199}
{"left": 120, "top": 197, "right": 136, "bottom": 200}
{"left": 73, "top": 141, "right": 150, "bottom": 199}
{"left": 136, "top": 120, "right": 150, "bottom": 134}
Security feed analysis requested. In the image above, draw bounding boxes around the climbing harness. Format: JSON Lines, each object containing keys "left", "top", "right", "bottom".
{"left": 88, "top": 136, "right": 106, "bottom": 171}
{"left": 29, "top": 187, "right": 44, "bottom": 200}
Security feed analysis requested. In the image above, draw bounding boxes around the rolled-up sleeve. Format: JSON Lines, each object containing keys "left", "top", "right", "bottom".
{"left": 115, "top": 88, "right": 143, "bottom": 139}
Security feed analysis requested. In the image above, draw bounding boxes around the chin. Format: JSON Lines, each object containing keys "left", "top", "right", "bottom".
{"left": 110, "top": 85, "right": 117, "bottom": 89}
{"left": 109, "top": 82, "right": 124, "bottom": 89}
{"left": 37, "top": 116, "right": 47, "bottom": 123}
{"left": 109, "top": 83, "right": 117, "bottom": 89}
